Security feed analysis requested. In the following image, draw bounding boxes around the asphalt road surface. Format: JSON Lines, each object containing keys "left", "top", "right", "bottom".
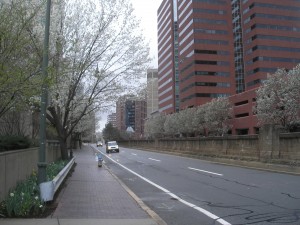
{"left": 96, "top": 146, "right": 300, "bottom": 225}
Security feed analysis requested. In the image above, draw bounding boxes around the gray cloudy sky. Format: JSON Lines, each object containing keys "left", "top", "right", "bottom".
{"left": 130, "top": 0, "right": 163, "bottom": 68}
{"left": 98, "top": 0, "right": 162, "bottom": 131}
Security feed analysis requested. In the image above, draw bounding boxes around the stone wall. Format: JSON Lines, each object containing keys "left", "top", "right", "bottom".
{"left": 123, "top": 126, "right": 300, "bottom": 163}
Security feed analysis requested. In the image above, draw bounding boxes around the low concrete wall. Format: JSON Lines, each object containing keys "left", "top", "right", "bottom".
{"left": 125, "top": 135, "right": 259, "bottom": 160}
{"left": 279, "top": 133, "right": 300, "bottom": 160}
{"left": 123, "top": 127, "right": 300, "bottom": 165}
{"left": 0, "top": 141, "right": 61, "bottom": 201}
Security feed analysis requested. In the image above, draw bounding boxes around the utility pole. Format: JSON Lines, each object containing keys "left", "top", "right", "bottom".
{"left": 38, "top": 0, "right": 52, "bottom": 184}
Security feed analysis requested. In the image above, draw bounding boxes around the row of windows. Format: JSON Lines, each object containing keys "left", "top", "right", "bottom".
{"left": 196, "top": 82, "right": 230, "bottom": 87}
{"left": 181, "top": 82, "right": 230, "bottom": 93}
{"left": 248, "top": 34, "right": 300, "bottom": 44}
{"left": 194, "top": 8, "right": 226, "bottom": 15}
{"left": 245, "top": 13, "right": 300, "bottom": 24}
{"left": 246, "top": 45, "right": 300, "bottom": 55}
{"left": 195, "top": 28, "right": 228, "bottom": 35}
{"left": 181, "top": 93, "right": 230, "bottom": 103}
{"left": 195, "top": 49, "right": 229, "bottom": 55}
{"left": 254, "top": 13, "right": 300, "bottom": 22}
{"left": 246, "top": 67, "right": 277, "bottom": 76}
{"left": 181, "top": 71, "right": 230, "bottom": 82}
{"left": 195, "top": 60, "right": 229, "bottom": 66}
{"left": 247, "top": 56, "right": 300, "bottom": 65}
{"left": 244, "top": 2, "right": 300, "bottom": 14}
{"left": 195, "top": 39, "right": 229, "bottom": 45}
{"left": 193, "top": 0, "right": 226, "bottom": 5}
{"left": 194, "top": 18, "right": 227, "bottom": 25}
{"left": 247, "top": 23, "right": 300, "bottom": 34}
{"left": 180, "top": 58, "right": 231, "bottom": 73}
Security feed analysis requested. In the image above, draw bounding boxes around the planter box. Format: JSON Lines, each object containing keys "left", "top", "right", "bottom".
{"left": 40, "top": 157, "right": 75, "bottom": 201}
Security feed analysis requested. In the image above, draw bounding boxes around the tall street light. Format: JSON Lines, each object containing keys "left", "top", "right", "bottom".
{"left": 38, "top": 0, "right": 51, "bottom": 184}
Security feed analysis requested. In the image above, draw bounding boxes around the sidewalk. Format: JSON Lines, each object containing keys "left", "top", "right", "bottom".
{"left": 0, "top": 145, "right": 164, "bottom": 225}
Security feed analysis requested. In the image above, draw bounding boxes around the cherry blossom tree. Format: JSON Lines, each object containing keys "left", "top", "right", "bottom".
{"left": 204, "top": 97, "right": 233, "bottom": 136}
{"left": 192, "top": 105, "right": 206, "bottom": 136}
{"left": 144, "top": 114, "right": 166, "bottom": 138}
{"left": 164, "top": 113, "right": 180, "bottom": 137}
{"left": 177, "top": 108, "right": 197, "bottom": 136}
{"left": 255, "top": 65, "right": 300, "bottom": 130}
{"left": 46, "top": 0, "right": 150, "bottom": 159}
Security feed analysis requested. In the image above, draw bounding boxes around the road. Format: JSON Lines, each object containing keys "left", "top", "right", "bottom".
{"left": 96, "top": 146, "right": 300, "bottom": 225}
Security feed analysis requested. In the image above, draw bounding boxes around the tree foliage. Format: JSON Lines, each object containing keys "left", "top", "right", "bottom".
{"left": 44, "top": 0, "right": 150, "bottom": 159}
{"left": 255, "top": 65, "right": 300, "bottom": 130}
{"left": 204, "top": 97, "right": 233, "bottom": 136}
{"left": 0, "top": 0, "right": 43, "bottom": 118}
{"left": 144, "top": 114, "right": 166, "bottom": 138}
{"left": 102, "top": 122, "right": 121, "bottom": 142}
{"left": 145, "top": 97, "right": 233, "bottom": 138}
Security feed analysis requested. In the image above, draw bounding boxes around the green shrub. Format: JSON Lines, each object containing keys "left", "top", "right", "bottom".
{"left": 46, "top": 160, "right": 68, "bottom": 181}
{"left": 0, "top": 136, "right": 31, "bottom": 151}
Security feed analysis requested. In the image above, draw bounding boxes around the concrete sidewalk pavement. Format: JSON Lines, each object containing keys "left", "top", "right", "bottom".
{"left": 0, "top": 144, "right": 165, "bottom": 225}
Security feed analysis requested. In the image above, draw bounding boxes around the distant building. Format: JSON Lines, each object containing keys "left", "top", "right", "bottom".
{"left": 146, "top": 69, "right": 159, "bottom": 118}
{"left": 116, "top": 96, "right": 147, "bottom": 138}
{"left": 107, "top": 113, "right": 117, "bottom": 127}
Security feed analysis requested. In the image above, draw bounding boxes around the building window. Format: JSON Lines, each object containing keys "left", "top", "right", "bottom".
{"left": 234, "top": 100, "right": 248, "bottom": 106}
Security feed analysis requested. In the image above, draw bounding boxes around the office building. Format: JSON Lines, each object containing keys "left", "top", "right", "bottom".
{"left": 157, "top": 0, "right": 300, "bottom": 134}
{"left": 157, "top": 0, "right": 180, "bottom": 114}
{"left": 146, "top": 69, "right": 159, "bottom": 117}
{"left": 116, "top": 96, "right": 147, "bottom": 138}
{"left": 107, "top": 113, "right": 117, "bottom": 127}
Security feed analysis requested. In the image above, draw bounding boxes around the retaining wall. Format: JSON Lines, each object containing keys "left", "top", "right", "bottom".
{"left": 122, "top": 126, "right": 300, "bottom": 163}
{"left": 0, "top": 141, "right": 61, "bottom": 201}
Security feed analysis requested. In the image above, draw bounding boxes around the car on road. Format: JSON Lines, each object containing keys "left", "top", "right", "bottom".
{"left": 106, "top": 141, "right": 119, "bottom": 153}
{"left": 96, "top": 141, "right": 103, "bottom": 147}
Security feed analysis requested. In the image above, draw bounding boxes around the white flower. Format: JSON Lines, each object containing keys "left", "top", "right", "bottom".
{"left": 39, "top": 205, "right": 43, "bottom": 208}
{"left": 10, "top": 193, "right": 14, "bottom": 197}
{"left": 35, "top": 196, "right": 39, "bottom": 200}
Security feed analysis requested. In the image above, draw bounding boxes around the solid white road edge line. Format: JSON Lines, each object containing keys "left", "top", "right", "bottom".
{"left": 188, "top": 167, "right": 223, "bottom": 176}
{"left": 149, "top": 158, "right": 161, "bottom": 162}
{"left": 101, "top": 151, "right": 231, "bottom": 225}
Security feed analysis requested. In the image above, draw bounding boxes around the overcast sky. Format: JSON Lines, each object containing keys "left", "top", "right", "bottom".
{"left": 130, "top": 0, "right": 163, "bottom": 68}
{"left": 97, "top": 0, "right": 162, "bottom": 131}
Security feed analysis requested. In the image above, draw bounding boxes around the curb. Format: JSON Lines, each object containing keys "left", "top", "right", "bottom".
{"left": 105, "top": 165, "right": 168, "bottom": 225}
{"left": 90, "top": 145, "right": 167, "bottom": 225}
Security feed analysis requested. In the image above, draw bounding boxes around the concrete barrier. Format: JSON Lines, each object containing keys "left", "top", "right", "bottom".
{"left": 40, "top": 157, "right": 75, "bottom": 201}
{"left": 121, "top": 127, "right": 300, "bottom": 169}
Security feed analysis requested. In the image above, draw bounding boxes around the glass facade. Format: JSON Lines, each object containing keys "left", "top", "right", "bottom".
{"left": 232, "top": 0, "right": 245, "bottom": 93}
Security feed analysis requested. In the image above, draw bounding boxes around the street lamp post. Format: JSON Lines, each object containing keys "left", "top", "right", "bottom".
{"left": 38, "top": 0, "right": 52, "bottom": 184}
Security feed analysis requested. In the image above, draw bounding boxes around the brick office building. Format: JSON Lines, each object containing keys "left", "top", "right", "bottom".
{"left": 157, "top": 0, "right": 300, "bottom": 134}
{"left": 116, "top": 96, "right": 147, "bottom": 138}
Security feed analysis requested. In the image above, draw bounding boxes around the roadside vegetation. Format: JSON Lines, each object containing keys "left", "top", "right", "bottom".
{"left": 0, "top": 160, "right": 68, "bottom": 218}
{"left": 0, "top": 0, "right": 150, "bottom": 159}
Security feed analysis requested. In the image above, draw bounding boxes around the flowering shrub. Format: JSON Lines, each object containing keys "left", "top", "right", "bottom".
{"left": 1, "top": 172, "right": 44, "bottom": 217}
{"left": 0, "top": 159, "right": 69, "bottom": 217}
{"left": 46, "top": 160, "right": 68, "bottom": 181}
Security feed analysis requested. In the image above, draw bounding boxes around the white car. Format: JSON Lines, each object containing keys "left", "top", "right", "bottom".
{"left": 96, "top": 141, "right": 103, "bottom": 147}
{"left": 106, "top": 141, "right": 119, "bottom": 153}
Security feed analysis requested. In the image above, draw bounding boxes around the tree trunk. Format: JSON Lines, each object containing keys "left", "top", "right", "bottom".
{"left": 59, "top": 137, "right": 69, "bottom": 160}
